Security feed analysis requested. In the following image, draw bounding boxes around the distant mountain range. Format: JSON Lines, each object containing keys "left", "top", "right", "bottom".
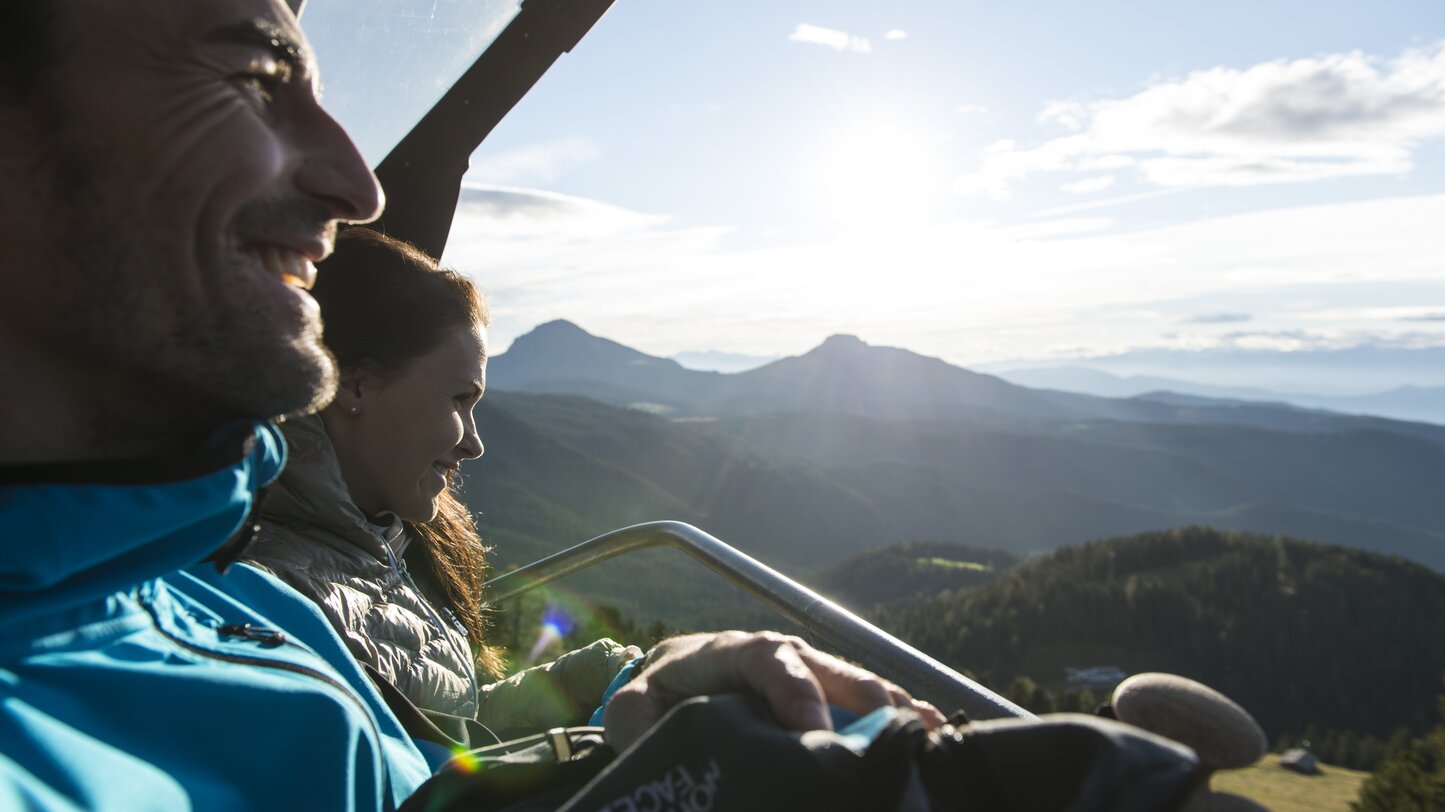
{"left": 998, "top": 366, "right": 1445, "bottom": 425}
{"left": 985, "top": 345, "right": 1445, "bottom": 394}
{"left": 490, "top": 321, "right": 1445, "bottom": 439}
{"left": 465, "top": 319, "right": 1445, "bottom": 621}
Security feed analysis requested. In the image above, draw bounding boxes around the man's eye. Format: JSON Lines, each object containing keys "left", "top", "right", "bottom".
{"left": 234, "top": 74, "right": 281, "bottom": 105}
{"left": 232, "top": 59, "right": 292, "bottom": 106}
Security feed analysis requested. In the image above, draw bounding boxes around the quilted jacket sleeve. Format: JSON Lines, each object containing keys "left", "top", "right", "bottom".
{"left": 476, "top": 638, "right": 641, "bottom": 735}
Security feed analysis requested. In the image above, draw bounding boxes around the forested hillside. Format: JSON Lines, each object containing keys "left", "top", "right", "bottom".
{"left": 465, "top": 389, "right": 1445, "bottom": 586}
{"left": 810, "top": 541, "right": 1016, "bottom": 609}
{"left": 875, "top": 528, "right": 1445, "bottom": 740}
{"left": 467, "top": 328, "right": 1445, "bottom": 744}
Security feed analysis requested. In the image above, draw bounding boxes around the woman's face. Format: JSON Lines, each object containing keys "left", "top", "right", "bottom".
{"left": 328, "top": 324, "right": 487, "bottom": 522}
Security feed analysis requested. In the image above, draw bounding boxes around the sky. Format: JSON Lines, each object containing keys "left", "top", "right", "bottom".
{"left": 304, "top": 0, "right": 1445, "bottom": 378}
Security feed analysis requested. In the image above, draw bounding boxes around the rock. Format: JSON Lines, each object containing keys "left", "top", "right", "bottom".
{"left": 1112, "top": 672, "right": 1267, "bottom": 772}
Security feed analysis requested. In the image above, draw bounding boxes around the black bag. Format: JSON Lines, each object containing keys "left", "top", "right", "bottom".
{"left": 401, "top": 725, "right": 616, "bottom": 812}
{"left": 405, "top": 694, "right": 1202, "bottom": 812}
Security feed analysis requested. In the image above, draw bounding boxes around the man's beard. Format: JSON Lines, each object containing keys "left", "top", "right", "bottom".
{"left": 45, "top": 149, "right": 340, "bottom": 424}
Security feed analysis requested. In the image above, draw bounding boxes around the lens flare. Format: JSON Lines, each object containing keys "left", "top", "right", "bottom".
{"left": 450, "top": 747, "right": 484, "bottom": 774}
{"left": 523, "top": 603, "right": 578, "bottom": 665}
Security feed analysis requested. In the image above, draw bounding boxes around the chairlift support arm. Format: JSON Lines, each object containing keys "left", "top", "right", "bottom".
{"left": 369, "top": 0, "right": 617, "bottom": 259}
{"left": 484, "top": 520, "right": 1034, "bottom": 722}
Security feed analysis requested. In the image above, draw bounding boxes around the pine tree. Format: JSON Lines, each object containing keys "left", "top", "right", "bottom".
{"left": 1353, "top": 675, "right": 1445, "bottom": 811}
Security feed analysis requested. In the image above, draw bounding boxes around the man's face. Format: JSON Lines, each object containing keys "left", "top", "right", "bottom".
{"left": 0, "top": 0, "right": 382, "bottom": 423}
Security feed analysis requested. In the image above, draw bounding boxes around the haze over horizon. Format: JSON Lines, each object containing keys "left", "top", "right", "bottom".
{"left": 304, "top": 1, "right": 1445, "bottom": 377}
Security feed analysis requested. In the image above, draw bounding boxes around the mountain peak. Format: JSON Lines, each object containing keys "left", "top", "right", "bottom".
{"left": 807, "top": 334, "right": 874, "bottom": 358}
{"left": 501, "top": 319, "right": 615, "bottom": 360}
{"left": 528, "top": 319, "right": 591, "bottom": 338}
{"left": 821, "top": 334, "right": 868, "bottom": 349}
{"left": 491, "top": 318, "right": 691, "bottom": 393}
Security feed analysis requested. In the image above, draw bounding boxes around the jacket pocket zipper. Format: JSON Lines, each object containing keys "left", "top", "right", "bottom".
{"left": 141, "top": 603, "right": 388, "bottom": 756}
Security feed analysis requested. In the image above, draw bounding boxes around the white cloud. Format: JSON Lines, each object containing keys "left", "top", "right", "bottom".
{"left": 960, "top": 41, "right": 1445, "bottom": 196}
{"left": 955, "top": 103, "right": 990, "bottom": 116}
{"left": 1026, "top": 188, "right": 1183, "bottom": 219}
{"left": 884, "top": 29, "right": 908, "bottom": 41}
{"left": 789, "top": 23, "right": 872, "bottom": 54}
{"left": 995, "top": 217, "right": 1118, "bottom": 239}
{"left": 1076, "top": 154, "right": 1136, "bottom": 171}
{"left": 1214, "top": 330, "right": 1362, "bottom": 352}
{"left": 1182, "top": 312, "right": 1252, "bottom": 324}
{"left": 448, "top": 185, "right": 668, "bottom": 240}
{"left": 468, "top": 137, "right": 600, "bottom": 185}
{"left": 444, "top": 186, "right": 1445, "bottom": 363}
{"left": 1039, "top": 101, "right": 1087, "bottom": 131}
{"left": 1062, "top": 176, "right": 1116, "bottom": 194}
{"left": 955, "top": 138, "right": 1072, "bottom": 199}
{"left": 441, "top": 186, "right": 734, "bottom": 348}
{"left": 1137, "top": 153, "right": 1408, "bottom": 187}
{"left": 1292, "top": 306, "right": 1445, "bottom": 322}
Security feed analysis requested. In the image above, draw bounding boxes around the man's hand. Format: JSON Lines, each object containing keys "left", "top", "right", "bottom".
{"left": 602, "top": 631, "right": 946, "bottom": 750}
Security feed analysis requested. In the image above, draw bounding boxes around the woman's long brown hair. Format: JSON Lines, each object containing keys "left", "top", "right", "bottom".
{"left": 311, "top": 227, "right": 506, "bottom": 679}
{"left": 410, "top": 490, "right": 507, "bottom": 679}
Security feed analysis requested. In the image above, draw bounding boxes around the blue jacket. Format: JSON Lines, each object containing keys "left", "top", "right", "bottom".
{"left": 0, "top": 422, "right": 434, "bottom": 811}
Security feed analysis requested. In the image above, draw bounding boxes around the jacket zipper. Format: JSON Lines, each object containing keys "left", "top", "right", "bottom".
{"left": 381, "top": 538, "right": 480, "bottom": 697}
{"left": 139, "top": 600, "right": 388, "bottom": 753}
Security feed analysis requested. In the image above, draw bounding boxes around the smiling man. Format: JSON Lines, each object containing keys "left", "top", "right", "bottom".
{"left": 0, "top": 1, "right": 438, "bottom": 809}
{"left": 0, "top": 1, "right": 939, "bottom": 809}
{"left": 0, "top": 1, "right": 380, "bottom": 461}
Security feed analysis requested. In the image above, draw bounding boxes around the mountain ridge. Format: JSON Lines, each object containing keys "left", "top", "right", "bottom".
{"left": 489, "top": 320, "right": 1445, "bottom": 444}
{"left": 468, "top": 322, "right": 1445, "bottom": 594}
{"left": 1002, "top": 365, "right": 1445, "bottom": 425}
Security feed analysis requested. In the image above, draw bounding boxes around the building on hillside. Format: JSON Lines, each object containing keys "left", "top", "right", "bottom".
{"left": 1280, "top": 748, "right": 1320, "bottom": 775}
{"left": 1065, "top": 666, "right": 1126, "bottom": 687}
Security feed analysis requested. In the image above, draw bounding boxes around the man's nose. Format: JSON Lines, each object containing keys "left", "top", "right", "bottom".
{"left": 294, "top": 109, "right": 384, "bottom": 224}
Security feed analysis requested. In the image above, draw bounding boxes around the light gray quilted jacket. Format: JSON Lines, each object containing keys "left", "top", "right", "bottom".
{"left": 242, "top": 416, "right": 639, "bottom": 732}
{"left": 242, "top": 415, "right": 482, "bottom": 718}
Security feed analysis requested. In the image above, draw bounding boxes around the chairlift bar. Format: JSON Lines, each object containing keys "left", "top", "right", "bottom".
{"left": 484, "top": 521, "right": 1034, "bottom": 722}
{"left": 369, "top": 0, "right": 617, "bottom": 259}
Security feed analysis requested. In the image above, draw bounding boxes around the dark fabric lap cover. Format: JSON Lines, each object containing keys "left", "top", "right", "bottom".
{"left": 407, "top": 693, "right": 1201, "bottom": 812}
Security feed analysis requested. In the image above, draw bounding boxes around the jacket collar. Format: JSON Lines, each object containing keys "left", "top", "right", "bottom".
{"left": 261, "top": 415, "right": 397, "bottom": 563}
{"left": 0, "top": 421, "right": 285, "bottom": 622}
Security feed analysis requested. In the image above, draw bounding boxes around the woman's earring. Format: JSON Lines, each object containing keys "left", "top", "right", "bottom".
{"left": 348, "top": 406, "right": 361, "bottom": 416}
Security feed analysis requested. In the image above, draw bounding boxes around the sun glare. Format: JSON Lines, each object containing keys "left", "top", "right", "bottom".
{"left": 809, "top": 120, "right": 945, "bottom": 234}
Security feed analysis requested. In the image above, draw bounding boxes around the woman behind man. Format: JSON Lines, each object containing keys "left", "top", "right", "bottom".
{"left": 243, "top": 229, "right": 637, "bottom": 741}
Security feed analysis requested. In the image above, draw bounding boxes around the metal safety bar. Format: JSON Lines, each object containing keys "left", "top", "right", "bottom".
{"left": 483, "top": 520, "right": 1034, "bottom": 722}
